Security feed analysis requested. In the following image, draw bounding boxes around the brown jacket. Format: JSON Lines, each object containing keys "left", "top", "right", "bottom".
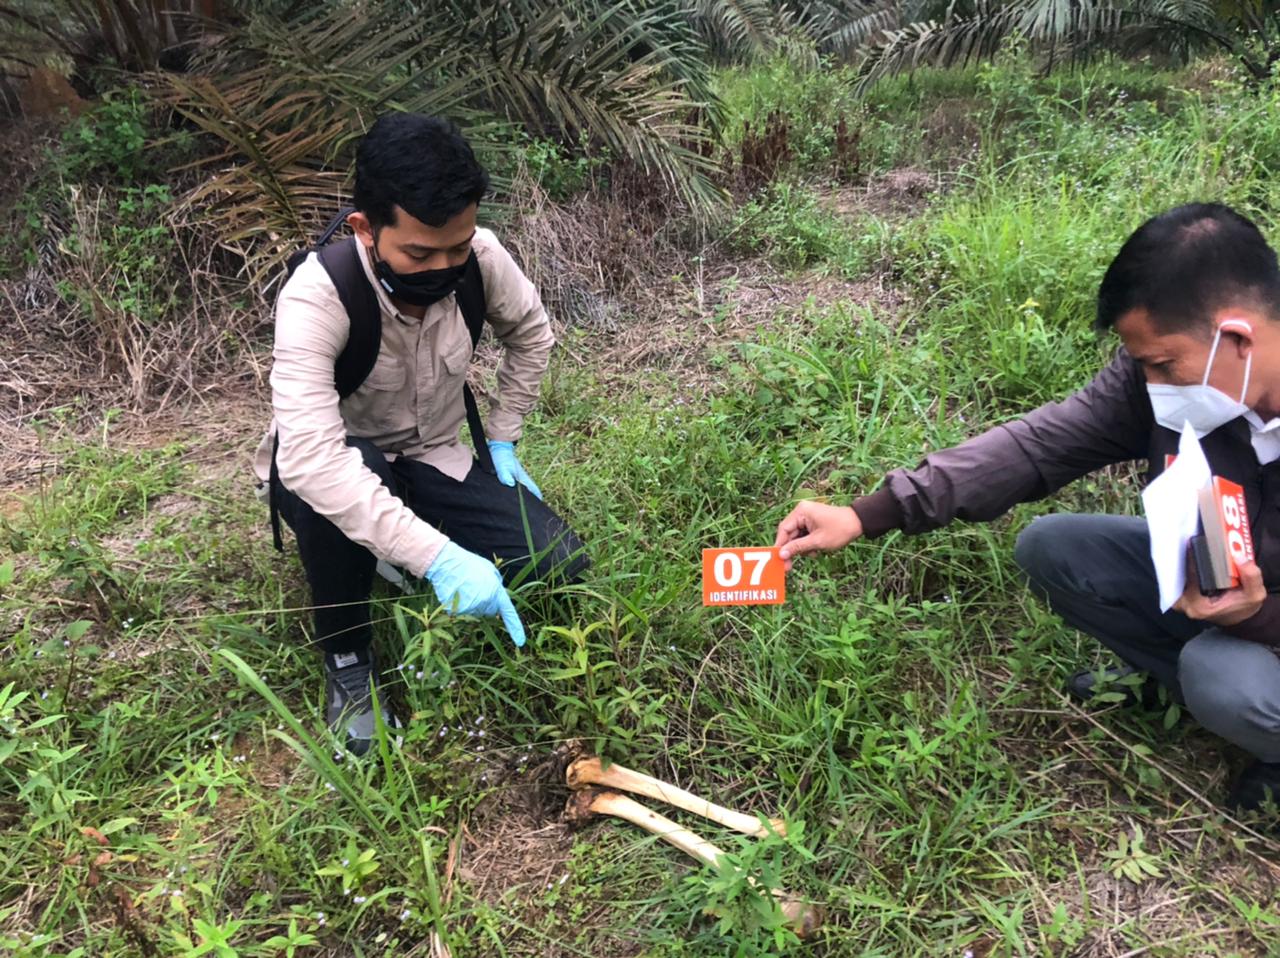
{"left": 253, "top": 228, "right": 554, "bottom": 577}
{"left": 852, "top": 348, "right": 1280, "bottom": 645}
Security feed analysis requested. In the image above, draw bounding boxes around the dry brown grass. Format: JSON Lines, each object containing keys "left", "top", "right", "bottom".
{"left": 823, "top": 168, "right": 943, "bottom": 222}
{"left": 501, "top": 165, "right": 703, "bottom": 332}
{"left": 0, "top": 114, "right": 271, "bottom": 465}
{"left": 488, "top": 165, "right": 903, "bottom": 410}
{"left": 2, "top": 193, "right": 269, "bottom": 411}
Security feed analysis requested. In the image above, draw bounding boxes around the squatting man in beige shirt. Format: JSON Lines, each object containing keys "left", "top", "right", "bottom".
{"left": 254, "top": 113, "right": 588, "bottom": 754}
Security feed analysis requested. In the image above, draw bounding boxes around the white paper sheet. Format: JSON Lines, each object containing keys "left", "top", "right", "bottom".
{"left": 1141, "top": 422, "right": 1211, "bottom": 612}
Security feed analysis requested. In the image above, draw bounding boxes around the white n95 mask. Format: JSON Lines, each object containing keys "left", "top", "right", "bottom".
{"left": 1147, "top": 319, "right": 1253, "bottom": 437}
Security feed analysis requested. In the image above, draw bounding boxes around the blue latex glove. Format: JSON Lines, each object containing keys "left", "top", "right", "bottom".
{"left": 424, "top": 542, "right": 527, "bottom": 647}
{"left": 487, "top": 440, "right": 543, "bottom": 500}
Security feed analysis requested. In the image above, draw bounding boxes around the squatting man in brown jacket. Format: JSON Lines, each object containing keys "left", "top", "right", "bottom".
{"left": 777, "top": 203, "right": 1280, "bottom": 813}
{"left": 254, "top": 114, "right": 587, "bottom": 754}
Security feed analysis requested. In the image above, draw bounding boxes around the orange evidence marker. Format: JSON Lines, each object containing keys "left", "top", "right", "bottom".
{"left": 702, "top": 547, "right": 786, "bottom": 607}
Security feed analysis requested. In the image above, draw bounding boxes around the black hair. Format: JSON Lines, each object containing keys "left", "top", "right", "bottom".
{"left": 1096, "top": 202, "right": 1280, "bottom": 335}
{"left": 353, "top": 113, "right": 489, "bottom": 230}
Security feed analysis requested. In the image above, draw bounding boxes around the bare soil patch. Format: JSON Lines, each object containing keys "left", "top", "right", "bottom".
{"left": 823, "top": 168, "right": 943, "bottom": 223}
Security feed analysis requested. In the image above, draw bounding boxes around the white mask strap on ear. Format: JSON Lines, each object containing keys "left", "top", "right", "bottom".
{"left": 1202, "top": 326, "right": 1225, "bottom": 387}
{"left": 1202, "top": 319, "right": 1254, "bottom": 390}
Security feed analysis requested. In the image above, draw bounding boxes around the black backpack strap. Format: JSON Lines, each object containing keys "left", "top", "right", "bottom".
{"left": 268, "top": 432, "right": 283, "bottom": 550}
{"left": 269, "top": 233, "right": 380, "bottom": 551}
{"left": 317, "top": 206, "right": 356, "bottom": 246}
{"left": 456, "top": 251, "right": 486, "bottom": 349}
{"left": 282, "top": 207, "right": 355, "bottom": 282}
{"left": 455, "top": 251, "right": 496, "bottom": 475}
{"left": 320, "top": 238, "right": 383, "bottom": 400}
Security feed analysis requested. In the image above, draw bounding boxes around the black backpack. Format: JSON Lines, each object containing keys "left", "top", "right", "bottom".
{"left": 268, "top": 207, "right": 494, "bottom": 551}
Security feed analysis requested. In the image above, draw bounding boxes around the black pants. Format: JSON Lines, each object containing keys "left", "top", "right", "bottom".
{"left": 274, "top": 437, "right": 588, "bottom": 653}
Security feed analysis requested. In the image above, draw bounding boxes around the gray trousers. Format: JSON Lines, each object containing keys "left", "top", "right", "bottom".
{"left": 1015, "top": 513, "right": 1280, "bottom": 763}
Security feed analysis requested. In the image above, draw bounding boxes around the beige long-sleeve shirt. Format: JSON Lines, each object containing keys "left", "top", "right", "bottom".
{"left": 252, "top": 227, "right": 554, "bottom": 577}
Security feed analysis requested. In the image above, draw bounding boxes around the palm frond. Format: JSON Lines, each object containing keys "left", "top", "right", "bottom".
{"left": 851, "top": 0, "right": 1233, "bottom": 93}
{"left": 160, "top": 0, "right": 724, "bottom": 278}
{"left": 456, "top": 0, "right": 722, "bottom": 206}
{"left": 854, "top": 9, "right": 1020, "bottom": 91}
{"left": 690, "top": 0, "right": 782, "bottom": 60}
{"left": 817, "top": 2, "right": 910, "bottom": 60}
{"left": 162, "top": 9, "right": 480, "bottom": 278}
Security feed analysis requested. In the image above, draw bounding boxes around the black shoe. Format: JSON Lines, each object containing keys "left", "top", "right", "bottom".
{"left": 324, "top": 648, "right": 402, "bottom": 757}
{"left": 1227, "top": 761, "right": 1280, "bottom": 813}
{"left": 1065, "top": 664, "right": 1163, "bottom": 710}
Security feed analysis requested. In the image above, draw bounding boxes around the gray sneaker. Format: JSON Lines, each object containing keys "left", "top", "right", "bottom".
{"left": 324, "top": 648, "right": 402, "bottom": 756}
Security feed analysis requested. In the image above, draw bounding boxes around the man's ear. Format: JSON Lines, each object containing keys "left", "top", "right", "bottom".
{"left": 1219, "top": 316, "right": 1256, "bottom": 357}
{"left": 347, "top": 210, "right": 375, "bottom": 247}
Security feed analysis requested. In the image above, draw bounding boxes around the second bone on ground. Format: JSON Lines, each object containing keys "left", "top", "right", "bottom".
{"left": 564, "top": 788, "right": 822, "bottom": 939}
{"left": 566, "top": 755, "right": 787, "bottom": 838}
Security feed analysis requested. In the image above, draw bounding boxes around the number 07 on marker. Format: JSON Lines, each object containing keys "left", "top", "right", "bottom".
{"left": 701, "top": 547, "right": 786, "bottom": 607}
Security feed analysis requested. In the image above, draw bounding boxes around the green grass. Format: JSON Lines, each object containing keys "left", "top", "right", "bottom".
{"left": 6, "top": 54, "right": 1280, "bottom": 958}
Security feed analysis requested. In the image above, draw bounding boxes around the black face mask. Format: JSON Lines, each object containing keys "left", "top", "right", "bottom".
{"left": 372, "top": 242, "right": 466, "bottom": 307}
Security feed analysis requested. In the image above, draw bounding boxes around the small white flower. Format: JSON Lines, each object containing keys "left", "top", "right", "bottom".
{"left": 400, "top": 909, "right": 411, "bottom": 921}
{"left": 342, "top": 858, "right": 350, "bottom": 867}
{"left": 325, "top": 782, "right": 336, "bottom": 792}
{"left": 353, "top": 895, "right": 366, "bottom": 904}
{"left": 315, "top": 912, "right": 325, "bottom": 920}
{"left": 438, "top": 727, "right": 447, "bottom": 737}
{"left": 415, "top": 671, "right": 424, "bottom": 680}
{"left": 40, "top": 691, "right": 48, "bottom": 700}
